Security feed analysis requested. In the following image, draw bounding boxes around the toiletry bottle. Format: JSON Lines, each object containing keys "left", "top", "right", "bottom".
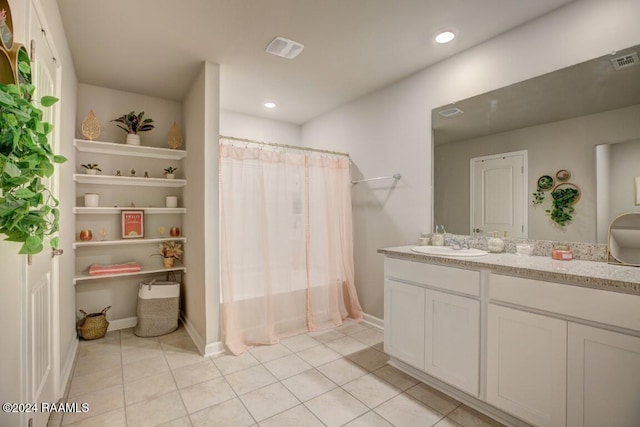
{"left": 487, "top": 231, "right": 505, "bottom": 253}
{"left": 431, "top": 225, "right": 445, "bottom": 246}
{"left": 552, "top": 245, "right": 573, "bottom": 260}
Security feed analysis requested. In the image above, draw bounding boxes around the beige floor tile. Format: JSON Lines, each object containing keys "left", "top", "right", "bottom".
{"left": 350, "top": 328, "right": 384, "bottom": 346}
{"left": 157, "top": 326, "right": 189, "bottom": 344}
{"left": 336, "top": 322, "right": 371, "bottom": 336}
{"left": 213, "top": 351, "right": 260, "bottom": 375}
{"left": 317, "top": 358, "right": 368, "bottom": 386}
{"left": 68, "top": 365, "right": 122, "bottom": 398}
{"left": 73, "top": 351, "right": 122, "bottom": 377}
{"left": 225, "top": 364, "right": 278, "bottom": 395}
{"left": 447, "top": 405, "right": 506, "bottom": 427}
{"left": 179, "top": 376, "right": 235, "bottom": 414}
{"left": 120, "top": 333, "right": 159, "bottom": 349}
{"left": 373, "top": 365, "right": 420, "bottom": 391}
{"left": 281, "top": 368, "right": 337, "bottom": 402}
{"left": 125, "top": 390, "right": 187, "bottom": 427}
{"left": 259, "top": 404, "right": 324, "bottom": 427}
{"left": 374, "top": 393, "right": 444, "bottom": 427}
{"left": 406, "top": 383, "right": 461, "bottom": 416}
{"left": 121, "top": 342, "right": 164, "bottom": 365}
{"left": 342, "top": 373, "right": 401, "bottom": 408}
{"left": 160, "top": 335, "right": 198, "bottom": 352}
{"left": 280, "top": 333, "right": 321, "bottom": 353}
{"left": 123, "top": 353, "right": 170, "bottom": 383}
{"left": 157, "top": 416, "right": 193, "bottom": 427}
{"left": 325, "top": 336, "right": 369, "bottom": 356}
{"left": 172, "top": 358, "right": 221, "bottom": 389}
{"left": 434, "top": 418, "right": 464, "bottom": 427}
{"left": 124, "top": 372, "right": 177, "bottom": 405}
{"left": 305, "top": 388, "right": 368, "bottom": 427}
{"left": 77, "top": 338, "right": 121, "bottom": 356}
{"left": 343, "top": 410, "right": 394, "bottom": 427}
{"left": 62, "top": 407, "right": 126, "bottom": 427}
{"left": 249, "top": 343, "right": 293, "bottom": 363}
{"left": 62, "top": 384, "right": 124, "bottom": 426}
{"left": 296, "top": 344, "right": 342, "bottom": 367}
{"left": 347, "top": 347, "right": 390, "bottom": 372}
{"left": 263, "top": 353, "right": 312, "bottom": 380}
{"left": 372, "top": 342, "right": 385, "bottom": 352}
{"left": 164, "top": 347, "right": 205, "bottom": 370}
{"left": 307, "top": 329, "right": 346, "bottom": 344}
{"left": 190, "top": 398, "right": 255, "bottom": 427}
{"left": 240, "top": 382, "right": 300, "bottom": 421}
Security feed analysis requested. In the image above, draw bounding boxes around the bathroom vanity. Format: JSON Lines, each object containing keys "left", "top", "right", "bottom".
{"left": 378, "top": 246, "right": 640, "bottom": 427}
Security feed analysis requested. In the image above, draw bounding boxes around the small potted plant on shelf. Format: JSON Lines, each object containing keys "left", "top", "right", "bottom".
{"left": 153, "top": 240, "right": 183, "bottom": 268}
{"left": 81, "top": 163, "right": 101, "bottom": 175}
{"left": 111, "top": 111, "right": 155, "bottom": 146}
{"left": 164, "top": 166, "right": 177, "bottom": 179}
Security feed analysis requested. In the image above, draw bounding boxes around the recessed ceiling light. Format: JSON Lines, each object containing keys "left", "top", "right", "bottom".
{"left": 264, "top": 102, "right": 277, "bottom": 109}
{"left": 435, "top": 31, "right": 456, "bottom": 44}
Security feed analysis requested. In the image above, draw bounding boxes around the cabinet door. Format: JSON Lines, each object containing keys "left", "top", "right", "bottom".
{"left": 487, "top": 304, "right": 567, "bottom": 426}
{"left": 568, "top": 323, "right": 640, "bottom": 427}
{"left": 384, "top": 279, "right": 425, "bottom": 369}
{"left": 424, "top": 289, "right": 479, "bottom": 396}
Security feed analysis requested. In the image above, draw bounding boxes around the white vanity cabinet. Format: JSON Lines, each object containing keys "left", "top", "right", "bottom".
{"left": 384, "top": 258, "right": 480, "bottom": 396}
{"left": 486, "top": 304, "right": 567, "bottom": 427}
{"left": 567, "top": 323, "right": 640, "bottom": 427}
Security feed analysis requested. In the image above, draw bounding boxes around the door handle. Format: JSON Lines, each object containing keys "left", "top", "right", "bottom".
{"left": 51, "top": 248, "right": 64, "bottom": 258}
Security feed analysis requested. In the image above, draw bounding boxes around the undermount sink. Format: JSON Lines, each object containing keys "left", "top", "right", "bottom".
{"left": 411, "top": 246, "right": 488, "bottom": 257}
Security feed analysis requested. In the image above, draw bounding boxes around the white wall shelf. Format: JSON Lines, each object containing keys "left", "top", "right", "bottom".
{"left": 73, "top": 207, "right": 186, "bottom": 215}
{"left": 73, "top": 237, "right": 187, "bottom": 249}
{"left": 74, "top": 174, "right": 186, "bottom": 187}
{"left": 74, "top": 139, "right": 187, "bottom": 160}
{"left": 73, "top": 265, "right": 187, "bottom": 284}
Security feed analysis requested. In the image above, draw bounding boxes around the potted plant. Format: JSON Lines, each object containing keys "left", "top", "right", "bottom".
{"left": 111, "top": 111, "right": 155, "bottom": 145}
{"left": 81, "top": 163, "right": 101, "bottom": 175}
{"left": 164, "top": 166, "right": 177, "bottom": 179}
{"left": 153, "top": 240, "right": 183, "bottom": 268}
{"left": 0, "top": 82, "right": 65, "bottom": 255}
{"left": 546, "top": 185, "right": 580, "bottom": 226}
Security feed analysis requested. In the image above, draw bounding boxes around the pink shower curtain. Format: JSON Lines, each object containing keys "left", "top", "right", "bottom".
{"left": 219, "top": 141, "right": 362, "bottom": 355}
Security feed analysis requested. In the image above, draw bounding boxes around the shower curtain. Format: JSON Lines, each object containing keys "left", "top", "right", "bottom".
{"left": 219, "top": 139, "right": 362, "bottom": 355}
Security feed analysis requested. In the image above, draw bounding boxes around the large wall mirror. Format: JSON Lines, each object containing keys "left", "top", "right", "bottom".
{"left": 433, "top": 44, "right": 640, "bottom": 244}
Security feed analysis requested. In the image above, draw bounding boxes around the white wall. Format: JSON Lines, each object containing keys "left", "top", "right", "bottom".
{"left": 302, "top": 0, "right": 640, "bottom": 319}
{"left": 220, "top": 110, "right": 301, "bottom": 147}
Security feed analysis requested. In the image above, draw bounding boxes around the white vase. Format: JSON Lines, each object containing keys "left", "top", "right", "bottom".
{"left": 126, "top": 134, "right": 140, "bottom": 145}
{"left": 85, "top": 169, "right": 97, "bottom": 175}
{"left": 84, "top": 193, "right": 100, "bottom": 207}
{"left": 165, "top": 196, "right": 178, "bottom": 208}
{"left": 165, "top": 173, "right": 175, "bottom": 179}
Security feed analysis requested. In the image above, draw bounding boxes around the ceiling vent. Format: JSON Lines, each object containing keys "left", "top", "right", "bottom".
{"left": 266, "top": 36, "right": 304, "bottom": 59}
{"left": 610, "top": 52, "right": 639, "bottom": 70}
{"left": 438, "top": 107, "right": 464, "bottom": 117}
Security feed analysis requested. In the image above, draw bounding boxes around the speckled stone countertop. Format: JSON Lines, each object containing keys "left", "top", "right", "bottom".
{"left": 378, "top": 245, "right": 640, "bottom": 296}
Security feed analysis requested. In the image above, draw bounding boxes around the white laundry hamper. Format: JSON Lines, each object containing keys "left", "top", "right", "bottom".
{"left": 135, "top": 279, "right": 180, "bottom": 337}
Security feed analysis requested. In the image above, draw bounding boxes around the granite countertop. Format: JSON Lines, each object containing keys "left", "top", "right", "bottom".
{"left": 378, "top": 245, "right": 640, "bottom": 296}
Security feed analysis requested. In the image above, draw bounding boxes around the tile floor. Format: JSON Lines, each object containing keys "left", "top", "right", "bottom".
{"left": 53, "top": 320, "right": 506, "bottom": 427}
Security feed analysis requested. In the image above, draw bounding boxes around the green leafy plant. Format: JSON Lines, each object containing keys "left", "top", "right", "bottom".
{"left": 0, "top": 82, "right": 66, "bottom": 255}
{"left": 153, "top": 240, "right": 183, "bottom": 261}
{"left": 163, "top": 166, "right": 177, "bottom": 175}
{"left": 532, "top": 189, "right": 545, "bottom": 206}
{"left": 111, "top": 111, "right": 155, "bottom": 134}
{"left": 81, "top": 163, "right": 101, "bottom": 171}
{"left": 546, "top": 187, "right": 580, "bottom": 226}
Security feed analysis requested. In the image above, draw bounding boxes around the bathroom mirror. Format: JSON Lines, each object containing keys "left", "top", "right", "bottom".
{"left": 433, "top": 44, "right": 640, "bottom": 243}
{"left": 608, "top": 212, "right": 640, "bottom": 266}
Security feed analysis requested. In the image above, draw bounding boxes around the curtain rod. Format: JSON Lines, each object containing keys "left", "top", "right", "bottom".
{"left": 219, "top": 135, "right": 350, "bottom": 157}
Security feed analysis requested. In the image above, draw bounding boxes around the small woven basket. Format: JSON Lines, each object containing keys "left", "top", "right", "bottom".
{"left": 77, "top": 306, "right": 110, "bottom": 340}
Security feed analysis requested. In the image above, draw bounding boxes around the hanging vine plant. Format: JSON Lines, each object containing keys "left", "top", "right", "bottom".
{"left": 0, "top": 75, "right": 65, "bottom": 254}
{"left": 545, "top": 183, "right": 580, "bottom": 227}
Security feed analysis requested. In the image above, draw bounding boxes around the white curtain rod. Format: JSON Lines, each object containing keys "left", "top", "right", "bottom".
{"left": 351, "top": 174, "right": 401, "bottom": 184}
{"left": 219, "top": 135, "right": 350, "bottom": 157}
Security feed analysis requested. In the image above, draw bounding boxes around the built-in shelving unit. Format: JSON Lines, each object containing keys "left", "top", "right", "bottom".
{"left": 74, "top": 138, "right": 187, "bottom": 285}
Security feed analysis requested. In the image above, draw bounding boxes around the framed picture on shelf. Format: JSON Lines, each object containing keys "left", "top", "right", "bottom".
{"left": 121, "top": 210, "right": 144, "bottom": 238}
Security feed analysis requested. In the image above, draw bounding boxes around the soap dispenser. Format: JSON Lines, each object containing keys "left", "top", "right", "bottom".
{"left": 487, "top": 231, "right": 505, "bottom": 253}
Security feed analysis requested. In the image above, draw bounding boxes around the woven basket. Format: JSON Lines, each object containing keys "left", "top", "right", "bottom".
{"left": 77, "top": 306, "right": 110, "bottom": 340}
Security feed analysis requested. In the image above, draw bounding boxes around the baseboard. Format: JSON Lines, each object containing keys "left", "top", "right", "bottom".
{"left": 362, "top": 312, "right": 384, "bottom": 330}
{"left": 180, "top": 312, "right": 225, "bottom": 357}
{"left": 107, "top": 316, "right": 137, "bottom": 331}
{"left": 58, "top": 337, "right": 78, "bottom": 398}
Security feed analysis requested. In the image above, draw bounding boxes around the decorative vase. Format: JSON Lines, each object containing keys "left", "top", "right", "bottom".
{"left": 163, "top": 257, "right": 174, "bottom": 268}
{"left": 126, "top": 134, "right": 140, "bottom": 145}
{"left": 170, "top": 227, "right": 180, "bottom": 237}
{"left": 165, "top": 173, "right": 175, "bottom": 179}
{"left": 86, "top": 169, "right": 97, "bottom": 175}
{"left": 79, "top": 230, "right": 93, "bottom": 241}
{"left": 165, "top": 196, "right": 178, "bottom": 208}
{"left": 84, "top": 193, "right": 100, "bottom": 207}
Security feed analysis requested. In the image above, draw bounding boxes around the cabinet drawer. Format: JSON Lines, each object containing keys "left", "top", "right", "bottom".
{"left": 490, "top": 273, "right": 640, "bottom": 331}
{"left": 384, "top": 258, "right": 480, "bottom": 296}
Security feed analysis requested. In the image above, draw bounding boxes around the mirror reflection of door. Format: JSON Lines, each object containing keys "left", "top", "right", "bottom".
{"left": 470, "top": 150, "right": 527, "bottom": 238}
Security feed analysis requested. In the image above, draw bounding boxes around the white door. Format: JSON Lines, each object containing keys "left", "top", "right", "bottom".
{"left": 486, "top": 304, "right": 567, "bottom": 427}
{"left": 470, "top": 150, "right": 527, "bottom": 238}
{"left": 26, "top": 4, "right": 61, "bottom": 426}
{"left": 567, "top": 323, "right": 640, "bottom": 427}
{"left": 384, "top": 279, "right": 425, "bottom": 369}
{"left": 424, "top": 289, "right": 479, "bottom": 396}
